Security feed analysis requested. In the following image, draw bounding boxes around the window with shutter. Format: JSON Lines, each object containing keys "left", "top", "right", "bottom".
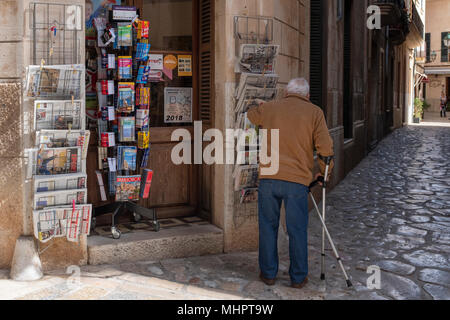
{"left": 310, "top": 0, "right": 324, "bottom": 109}
{"left": 425, "top": 33, "right": 430, "bottom": 62}
{"left": 199, "top": 0, "right": 214, "bottom": 126}
{"left": 441, "top": 32, "right": 449, "bottom": 62}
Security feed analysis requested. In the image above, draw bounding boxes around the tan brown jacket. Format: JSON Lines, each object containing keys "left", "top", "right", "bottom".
{"left": 247, "top": 93, "right": 334, "bottom": 187}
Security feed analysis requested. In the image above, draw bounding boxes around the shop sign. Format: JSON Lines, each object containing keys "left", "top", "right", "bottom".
{"left": 112, "top": 6, "right": 137, "bottom": 21}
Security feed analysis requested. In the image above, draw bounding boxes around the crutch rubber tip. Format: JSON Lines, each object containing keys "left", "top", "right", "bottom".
{"left": 320, "top": 274, "right": 325, "bottom": 280}
{"left": 346, "top": 280, "right": 353, "bottom": 288}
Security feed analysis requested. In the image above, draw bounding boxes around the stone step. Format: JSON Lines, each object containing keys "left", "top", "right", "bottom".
{"left": 87, "top": 224, "right": 224, "bottom": 265}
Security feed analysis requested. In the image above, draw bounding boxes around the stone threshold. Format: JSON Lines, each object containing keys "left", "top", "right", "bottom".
{"left": 87, "top": 224, "right": 224, "bottom": 265}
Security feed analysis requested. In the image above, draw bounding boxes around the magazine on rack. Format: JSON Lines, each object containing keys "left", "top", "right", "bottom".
{"left": 237, "top": 44, "right": 279, "bottom": 74}
{"left": 117, "top": 146, "right": 137, "bottom": 171}
{"left": 95, "top": 170, "right": 107, "bottom": 201}
{"left": 36, "top": 130, "right": 90, "bottom": 159}
{"left": 140, "top": 169, "right": 153, "bottom": 199}
{"left": 115, "top": 175, "right": 141, "bottom": 201}
{"left": 117, "top": 82, "right": 135, "bottom": 113}
{"left": 32, "top": 204, "right": 92, "bottom": 243}
{"left": 34, "top": 173, "right": 87, "bottom": 193}
{"left": 34, "top": 100, "right": 83, "bottom": 130}
{"left": 33, "top": 188, "right": 87, "bottom": 210}
{"left": 26, "top": 65, "right": 84, "bottom": 99}
{"left": 118, "top": 56, "right": 133, "bottom": 79}
{"left": 118, "top": 117, "right": 136, "bottom": 142}
{"left": 233, "top": 164, "right": 259, "bottom": 191}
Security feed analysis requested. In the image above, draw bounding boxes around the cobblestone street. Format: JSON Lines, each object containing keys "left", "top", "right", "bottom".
{"left": 1, "top": 125, "right": 449, "bottom": 300}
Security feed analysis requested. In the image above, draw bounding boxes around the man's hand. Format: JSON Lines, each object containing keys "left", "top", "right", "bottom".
{"left": 315, "top": 173, "right": 324, "bottom": 186}
{"left": 255, "top": 99, "right": 265, "bottom": 106}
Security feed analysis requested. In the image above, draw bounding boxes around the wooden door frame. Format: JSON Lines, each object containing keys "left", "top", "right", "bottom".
{"left": 130, "top": 0, "right": 202, "bottom": 218}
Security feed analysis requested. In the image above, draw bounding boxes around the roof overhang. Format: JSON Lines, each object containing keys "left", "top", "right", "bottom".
{"left": 425, "top": 67, "right": 450, "bottom": 75}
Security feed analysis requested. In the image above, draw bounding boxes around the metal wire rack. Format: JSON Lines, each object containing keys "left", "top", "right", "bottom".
{"left": 234, "top": 16, "right": 274, "bottom": 44}
{"left": 33, "top": 204, "right": 92, "bottom": 243}
{"left": 29, "top": 2, "right": 83, "bottom": 65}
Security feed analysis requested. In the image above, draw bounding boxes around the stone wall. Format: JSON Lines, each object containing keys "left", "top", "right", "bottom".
{"left": 0, "top": 0, "right": 25, "bottom": 269}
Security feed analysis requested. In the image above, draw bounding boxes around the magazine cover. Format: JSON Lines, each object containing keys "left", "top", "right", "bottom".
{"left": 34, "top": 173, "right": 87, "bottom": 193}
{"left": 118, "top": 117, "right": 136, "bottom": 142}
{"left": 117, "top": 23, "right": 132, "bottom": 47}
{"left": 117, "top": 146, "right": 137, "bottom": 170}
{"left": 117, "top": 82, "right": 135, "bottom": 113}
{"left": 116, "top": 175, "right": 141, "bottom": 201}
{"left": 118, "top": 56, "right": 133, "bottom": 79}
{"left": 136, "top": 109, "right": 149, "bottom": 129}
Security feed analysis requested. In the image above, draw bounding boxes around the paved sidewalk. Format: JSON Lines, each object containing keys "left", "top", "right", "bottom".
{"left": 0, "top": 125, "right": 449, "bottom": 300}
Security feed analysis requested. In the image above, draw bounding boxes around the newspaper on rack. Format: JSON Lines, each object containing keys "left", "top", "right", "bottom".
{"left": 33, "top": 188, "right": 87, "bottom": 210}
{"left": 32, "top": 204, "right": 92, "bottom": 243}
{"left": 34, "top": 100, "right": 83, "bottom": 130}
{"left": 27, "top": 146, "right": 82, "bottom": 178}
{"left": 25, "top": 65, "right": 84, "bottom": 99}
{"left": 36, "top": 130, "right": 90, "bottom": 159}
{"left": 236, "top": 44, "right": 279, "bottom": 74}
{"left": 235, "top": 73, "right": 279, "bottom": 100}
{"left": 34, "top": 173, "right": 87, "bottom": 193}
{"left": 232, "top": 164, "right": 259, "bottom": 192}
{"left": 235, "top": 86, "right": 278, "bottom": 115}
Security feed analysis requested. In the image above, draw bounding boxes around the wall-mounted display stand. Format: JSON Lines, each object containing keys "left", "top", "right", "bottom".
{"left": 232, "top": 16, "right": 279, "bottom": 204}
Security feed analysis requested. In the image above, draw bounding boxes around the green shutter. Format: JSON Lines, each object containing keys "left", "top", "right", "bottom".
{"left": 441, "top": 32, "right": 448, "bottom": 62}
{"left": 425, "top": 33, "right": 430, "bottom": 62}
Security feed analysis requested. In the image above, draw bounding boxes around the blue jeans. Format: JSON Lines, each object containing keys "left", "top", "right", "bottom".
{"left": 258, "top": 179, "right": 309, "bottom": 284}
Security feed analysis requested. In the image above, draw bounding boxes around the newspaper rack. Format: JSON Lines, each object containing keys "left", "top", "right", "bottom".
{"left": 33, "top": 204, "right": 92, "bottom": 243}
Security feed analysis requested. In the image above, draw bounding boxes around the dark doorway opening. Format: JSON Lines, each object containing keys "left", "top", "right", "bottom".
{"left": 343, "top": 0, "right": 353, "bottom": 139}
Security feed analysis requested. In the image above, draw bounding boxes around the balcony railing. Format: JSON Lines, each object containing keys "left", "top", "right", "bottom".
{"left": 411, "top": 0, "right": 424, "bottom": 40}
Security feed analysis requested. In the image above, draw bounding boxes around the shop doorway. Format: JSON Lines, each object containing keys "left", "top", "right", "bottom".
{"left": 86, "top": 0, "right": 214, "bottom": 226}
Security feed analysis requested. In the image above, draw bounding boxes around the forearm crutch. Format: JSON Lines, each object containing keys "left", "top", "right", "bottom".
{"left": 309, "top": 156, "right": 352, "bottom": 288}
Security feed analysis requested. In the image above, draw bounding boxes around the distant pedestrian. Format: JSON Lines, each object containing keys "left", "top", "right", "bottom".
{"left": 440, "top": 91, "right": 447, "bottom": 118}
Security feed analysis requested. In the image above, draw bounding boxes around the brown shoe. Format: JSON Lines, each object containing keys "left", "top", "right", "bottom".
{"left": 259, "top": 273, "right": 276, "bottom": 286}
{"left": 291, "top": 277, "right": 308, "bottom": 289}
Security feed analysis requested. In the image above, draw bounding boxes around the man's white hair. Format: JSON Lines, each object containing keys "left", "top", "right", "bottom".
{"left": 286, "top": 78, "right": 310, "bottom": 97}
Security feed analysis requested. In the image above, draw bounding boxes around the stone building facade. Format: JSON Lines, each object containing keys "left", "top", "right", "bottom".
{"left": 423, "top": 0, "right": 450, "bottom": 112}
{"left": 0, "top": 0, "right": 424, "bottom": 271}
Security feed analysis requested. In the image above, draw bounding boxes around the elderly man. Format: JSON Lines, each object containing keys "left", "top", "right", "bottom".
{"left": 247, "top": 78, "right": 334, "bottom": 289}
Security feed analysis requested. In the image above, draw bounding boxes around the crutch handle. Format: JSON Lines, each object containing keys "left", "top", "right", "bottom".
{"left": 318, "top": 154, "right": 334, "bottom": 165}
{"left": 308, "top": 176, "right": 324, "bottom": 191}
